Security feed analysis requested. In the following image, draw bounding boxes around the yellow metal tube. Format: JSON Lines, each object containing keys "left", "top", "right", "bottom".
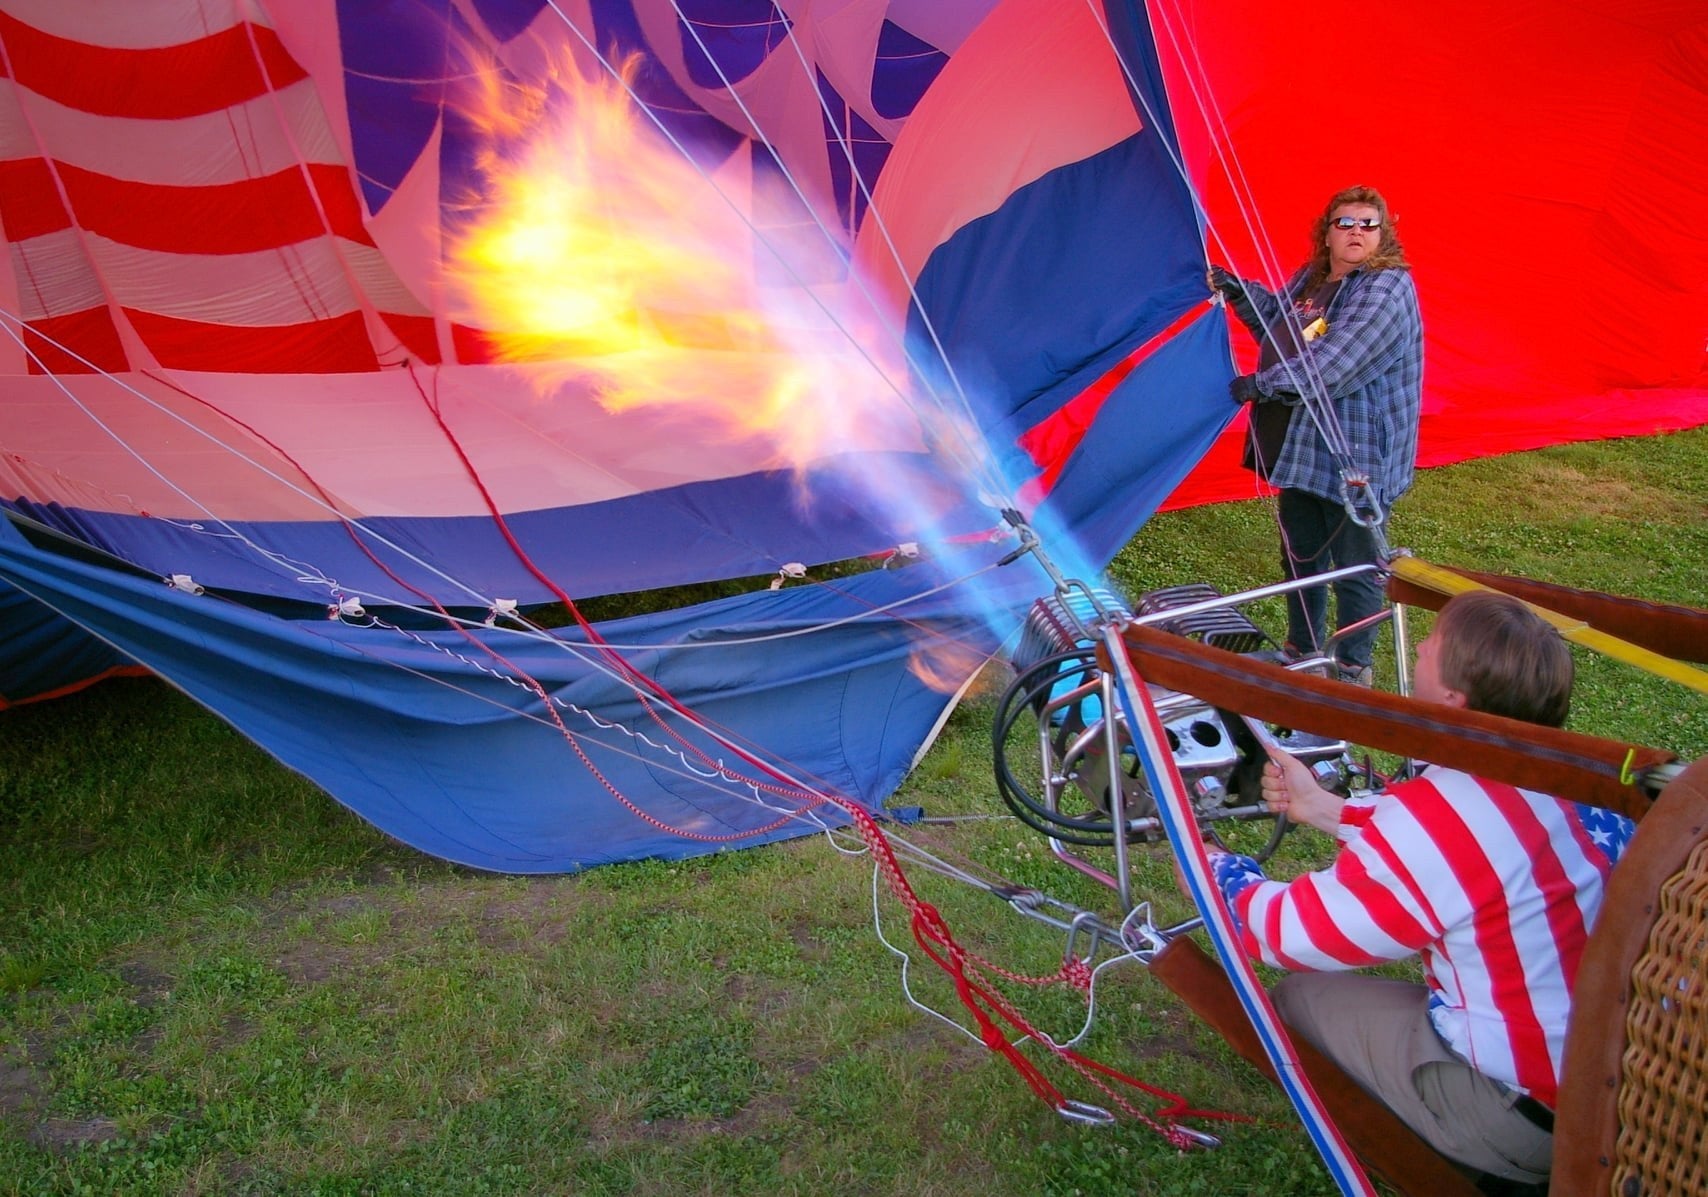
{"left": 1389, "top": 557, "right": 1708, "bottom": 697}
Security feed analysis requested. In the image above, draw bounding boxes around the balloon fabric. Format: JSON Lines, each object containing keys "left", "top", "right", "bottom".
{"left": 0, "top": 1, "right": 1703, "bottom": 871}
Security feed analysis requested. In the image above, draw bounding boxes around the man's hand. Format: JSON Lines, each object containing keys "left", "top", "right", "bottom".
{"left": 1229, "top": 373, "right": 1263, "bottom": 405}
{"left": 1260, "top": 748, "right": 1345, "bottom": 836}
{"left": 1172, "top": 852, "right": 1192, "bottom": 902}
{"left": 1172, "top": 832, "right": 1216, "bottom": 902}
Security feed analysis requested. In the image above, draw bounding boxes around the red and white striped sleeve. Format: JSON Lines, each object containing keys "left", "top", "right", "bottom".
{"left": 1226, "top": 780, "right": 1447, "bottom": 971}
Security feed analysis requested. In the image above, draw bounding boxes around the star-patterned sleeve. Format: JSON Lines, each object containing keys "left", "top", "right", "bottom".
{"left": 1206, "top": 799, "right": 1444, "bottom": 973}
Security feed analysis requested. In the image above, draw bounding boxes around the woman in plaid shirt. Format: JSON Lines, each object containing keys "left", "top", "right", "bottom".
{"left": 1211, "top": 185, "right": 1424, "bottom": 683}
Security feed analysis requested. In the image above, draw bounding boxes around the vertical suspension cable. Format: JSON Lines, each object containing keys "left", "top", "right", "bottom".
{"left": 534, "top": 1, "right": 926, "bottom": 423}
{"left": 548, "top": 1, "right": 1006, "bottom": 502}
{"left": 1081, "top": 0, "right": 1361, "bottom": 476}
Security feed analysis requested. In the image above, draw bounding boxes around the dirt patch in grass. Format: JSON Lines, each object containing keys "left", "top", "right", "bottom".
{"left": 273, "top": 941, "right": 367, "bottom": 987}
{"left": 250, "top": 874, "right": 589, "bottom": 984}
{"left": 472, "top": 886, "right": 575, "bottom": 951}
{"left": 395, "top": 877, "right": 586, "bottom": 940}
{"left": 1510, "top": 463, "right": 1677, "bottom": 524}
{"left": 789, "top": 915, "right": 830, "bottom": 962}
{"left": 876, "top": 1013, "right": 979, "bottom": 1062}
{"left": 215, "top": 1022, "right": 259, "bottom": 1066}
{"left": 181, "top": 1154, "right": 255, "bottom": 1197}
{"left": 628, "top": 1086, "right": 790, "bottom": 1145}
{"left": 1122, "top": 1027, "right": 1204, "bottom": 1063}
{"left": 117, "top": 958, "right": 175, "bottom": 1007}
{"left": 30, "top": 1114, "right": 121, "bottom": 1151}
{"left": 266, "top": 904, "right": 406, "bottom": 986}
{"left": 2, "top": 1035, "right": 147, "bottom": 1153}
{"left": 720, "top": 969, "right": 780, "bottom": 1010}
{"left": 0, "top": 1038, "right": 47, "bottom": 1125}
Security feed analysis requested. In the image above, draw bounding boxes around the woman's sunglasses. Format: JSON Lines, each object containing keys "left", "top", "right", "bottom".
{"left": 1331, "top": 216, "right": 1382, "bottom": 230}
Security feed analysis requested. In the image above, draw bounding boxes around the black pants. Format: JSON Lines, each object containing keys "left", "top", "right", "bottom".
{"left": 1277, "top": 488, "right": 1384, "bottom": 668}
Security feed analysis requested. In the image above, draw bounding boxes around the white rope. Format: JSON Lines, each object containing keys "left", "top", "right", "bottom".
{"left": 862, "top": 832, "right": 1144, "bottom": 1058}
{"left": 281, "top": 608, "right": 848, "bottom": 834}
{"left": 1079, "top": 0, "right": 1360, "bottom": 473}
{"left": 0, "top": 301, "right": 1015, "bottom": 673}
{"left": 0, "top": 311, "right": 1001, "bottom": 846}
{"left": 0, "top": 315, "right": 483, "bottom": 603}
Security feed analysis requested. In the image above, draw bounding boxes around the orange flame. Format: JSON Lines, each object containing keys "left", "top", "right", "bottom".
{"left": 908, "top": 636, "right": 995, "bottom": 695}
{"left": 442, "top": 48, "right": 920, "bottom": 472}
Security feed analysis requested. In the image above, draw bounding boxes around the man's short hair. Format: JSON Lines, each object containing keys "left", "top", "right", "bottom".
{"left": 1434, "top": 590, "right": 1573, "bottom": 727}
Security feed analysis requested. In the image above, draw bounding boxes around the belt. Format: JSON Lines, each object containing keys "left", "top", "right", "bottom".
{"left": 1512, "top": 1093, "right": 1554, "bottom": 1135}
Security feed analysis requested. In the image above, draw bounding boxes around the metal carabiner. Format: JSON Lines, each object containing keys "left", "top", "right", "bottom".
{"left": 1170, "top": 1124, "right": 1223, "bottom": 1148}
{"left": 1056, "top": 1099, "right": 1117, "bottom": 1126}
{"left": 1338, "top": 471, "right": 1385, "bottom": 529}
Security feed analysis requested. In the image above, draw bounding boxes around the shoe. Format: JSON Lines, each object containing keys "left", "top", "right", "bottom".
{"left": 1337, "top": 663, "right": 1374, "bottom": 687}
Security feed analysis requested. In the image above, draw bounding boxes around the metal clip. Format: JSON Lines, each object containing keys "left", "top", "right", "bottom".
{"left": 330, "top": 596, "right": 366, "bottom": 620}
{"left": 1339, "top": 472, "right": 1387, "bottom": 529}
{"left": 1056, "top": 1099, "right": 1116, "bottom": 1126}
{"left": 1120, "top": 902, "right": 1172, "bottom": 962}
{"left": 1169, "top": 1124, "right": 1222, "bottom": 1148}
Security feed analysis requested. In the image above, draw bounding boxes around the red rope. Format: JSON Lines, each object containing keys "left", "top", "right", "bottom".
{"left": 148, "top": 365, "right": 1244, "bottom": 1142}
{"left": 405, "top": 362, "right": 1248, "bottom": 1141}
{"left": 148, "top": 366, "right": 826, "bottom": 840}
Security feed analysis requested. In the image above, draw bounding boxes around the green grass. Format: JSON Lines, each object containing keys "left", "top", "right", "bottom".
{"left": 2, "top": 428, "right": 1705, "bottom": 1195}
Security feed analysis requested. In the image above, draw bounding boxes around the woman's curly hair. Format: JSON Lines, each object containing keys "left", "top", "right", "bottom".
{"left": 1304, "top": 185, "right": 1410, "bottom": 287}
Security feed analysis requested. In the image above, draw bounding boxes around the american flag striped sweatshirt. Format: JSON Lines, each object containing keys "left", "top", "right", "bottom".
{"left": 1210, "top": 767, "right": 1634, "bottom": 1107}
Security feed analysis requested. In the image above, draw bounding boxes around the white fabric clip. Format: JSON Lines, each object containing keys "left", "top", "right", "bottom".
{"left": 769, "top": 563, "right": 808, "bottom": 590}
{"left": 882, "top": 542, "right": 922, "bottom": 569}
{"left": 329, "top": 596, "right": 366, "bottom": 620}
{"left": 166, "top": 574, "right": 204, "bottom": 596}
{"left": 485, "top": 598, "right": 519, "bottom": 626}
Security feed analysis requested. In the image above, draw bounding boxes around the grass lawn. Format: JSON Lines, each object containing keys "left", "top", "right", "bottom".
{"left": 2, "top": 427, "right": 1705, "bottom": 1196}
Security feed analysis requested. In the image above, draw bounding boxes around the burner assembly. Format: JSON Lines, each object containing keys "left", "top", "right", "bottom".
{"left": 994, "top": 583, "right": 1358, "bottom": 894}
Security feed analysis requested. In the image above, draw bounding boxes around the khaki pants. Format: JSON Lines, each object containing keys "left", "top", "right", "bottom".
{"left": 1272, "top": 973, "right": 1553, "bottom": 1184}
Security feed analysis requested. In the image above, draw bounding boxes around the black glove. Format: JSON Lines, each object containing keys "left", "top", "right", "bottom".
{"left": 1208, "top": 265, "right": 1243, "bottom": 301}
{"left": 1229, "top": 373, "right": 1263, "bottom": 405}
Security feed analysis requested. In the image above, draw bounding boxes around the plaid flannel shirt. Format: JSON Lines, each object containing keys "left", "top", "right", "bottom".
{"left": 1226, "top": 265, "right": 1423, "bottom": 512}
